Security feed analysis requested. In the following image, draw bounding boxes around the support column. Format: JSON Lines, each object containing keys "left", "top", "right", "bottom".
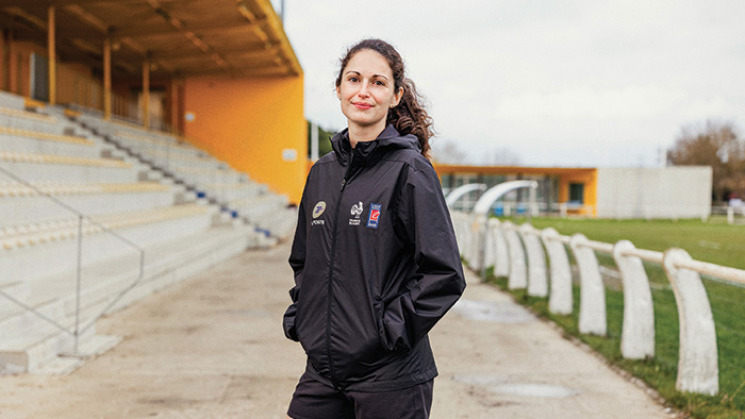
{"left": 2, "top": 30, "right": 10, "bottom": 91}
{"left": 0, "top": 30, "right": 6, "bottom": 91}
{"left": 169, "top": 78, "right": 178, "bottom": 134}
{"left": 103, "top": 38, "right": 111, "bottom": 120}
{"left": 48, "top": 6, "right": 56, "bottom": 105}
{"left": 177, "top": 79, "right": 185, "bottom": 135}
{"left": 142, "top": 59, "right": 150, "bottom": 129}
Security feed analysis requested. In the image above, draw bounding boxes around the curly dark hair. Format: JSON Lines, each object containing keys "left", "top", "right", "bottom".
{"left": 335, "top": 39, "right": 434, "bottom": 159}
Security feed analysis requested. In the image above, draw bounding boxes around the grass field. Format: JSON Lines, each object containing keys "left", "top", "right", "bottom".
{"left": 488, "top": 216, "right": 745, "bottom": 418}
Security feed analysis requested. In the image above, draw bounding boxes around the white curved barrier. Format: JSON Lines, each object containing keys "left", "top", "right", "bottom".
{"left": 490, "top": 219, "right": 510, "bottom": 278}
{"left": 445, "top": 183, "right": 486, "bottom": 208}
{"left": 483, "top": 218, "right": 497, "bottom": 270}
{"left": 569, "top": 233, "right": 607, "bottom": 336}
{"left": 519, "top": 223, "right": 547, "bottom": 297}
{"left": 540, "top": 227, "right": 572, "bottom": 315}
{"left": 467, "top": 215, "right": 485, "bottom": 271}
{"left": 663, "top": 248, "right": 719, "bottom": 395}
{"left": 502, "top": 221, "right": 527, "bottom": 290}
{"left": 612, "top": 240, "right": 655, "bottom": 360}
{"left": 450, "top": 211, "right": 739, "bottom": 396}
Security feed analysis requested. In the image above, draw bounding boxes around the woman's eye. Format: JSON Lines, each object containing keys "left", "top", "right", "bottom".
{"left": 374, "top": 80, "right": 385, "bottom": 86}
{"left": 348, "top": 76, "right": 359, "bottom": 82}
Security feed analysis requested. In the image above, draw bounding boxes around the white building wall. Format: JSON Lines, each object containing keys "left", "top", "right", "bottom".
{"left": 596, "top": 167, "right": 712, "bottom": 219}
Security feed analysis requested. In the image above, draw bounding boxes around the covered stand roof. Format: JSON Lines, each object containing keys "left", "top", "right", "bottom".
{"left": 0, "top": 0, "right": 301, "bottom": 79}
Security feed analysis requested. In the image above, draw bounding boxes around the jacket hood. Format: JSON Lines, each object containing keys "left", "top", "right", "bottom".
{"left": 331, "top": 124, "right": 420, "bottom": 166}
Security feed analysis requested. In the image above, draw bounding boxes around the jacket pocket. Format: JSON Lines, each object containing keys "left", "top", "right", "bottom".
{"left": 375, "top": 300, "right": 396, "bottom": 353}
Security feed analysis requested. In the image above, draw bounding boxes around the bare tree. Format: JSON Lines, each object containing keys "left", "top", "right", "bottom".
{"left": 431, "top": 139, "right": 469, "bottom": 165}
{"left": 667, "top": 120, "right": 745, "bottom": 202}
{"left": 432, "top": 139, "right": 522, "bottom": 167}
{"left": 482, "top": 147, "right": 521, "bottom": 166}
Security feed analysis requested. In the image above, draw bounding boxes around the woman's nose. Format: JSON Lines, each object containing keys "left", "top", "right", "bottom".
{"left": 357, "top": 81, "right": 370, "bottom": 97}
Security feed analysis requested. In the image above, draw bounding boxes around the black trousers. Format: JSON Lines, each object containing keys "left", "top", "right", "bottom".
{"left": 287, "top": 371, "right": 434, "bottom": 419}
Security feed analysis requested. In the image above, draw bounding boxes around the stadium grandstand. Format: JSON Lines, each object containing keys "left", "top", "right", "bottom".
{"left": 0, "top": 0, "right": 304, "bottom": 373}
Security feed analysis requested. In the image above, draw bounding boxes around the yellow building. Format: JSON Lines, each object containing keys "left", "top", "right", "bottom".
{"left": 434, "top": 164, "right": 598, "bottom": 216}
{"left": 434, "top": 164, "right": 712, "bottom": 219}
{"left": 0, "top": 0, "right": 306, "bottom": 204}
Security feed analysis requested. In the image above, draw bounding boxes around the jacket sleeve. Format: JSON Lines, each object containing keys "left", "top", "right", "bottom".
{"left": 381, "top": 163, "right": 466, "bottom": 351}
{"left": 283, "top": 196, "right": 307, "bottom": 342}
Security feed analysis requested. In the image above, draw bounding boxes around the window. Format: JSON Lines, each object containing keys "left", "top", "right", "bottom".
{"left": 569, "top": 183, "right": 584, "bottom": 204}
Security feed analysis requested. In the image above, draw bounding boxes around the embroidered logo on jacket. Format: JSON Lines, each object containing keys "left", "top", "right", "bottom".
{"left": 312, "top": 201, "right": 326, "bottom": 218}
{"left": 349, "top": 201, "right": 363, "bottom": 226}
{"left": 312, "top": 201, "right": 326, "bottom": 226}
{"left": 367, "top": 203, "right": 381, "bottom": 228}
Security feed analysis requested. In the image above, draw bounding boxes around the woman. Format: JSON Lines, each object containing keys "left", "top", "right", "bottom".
{"left": 283, "top": 38, "right": 466, "bottom": 419}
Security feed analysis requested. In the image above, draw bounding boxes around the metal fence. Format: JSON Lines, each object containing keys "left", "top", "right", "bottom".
{"left": 0, "top": 166, "right": 144, "bottom": 356}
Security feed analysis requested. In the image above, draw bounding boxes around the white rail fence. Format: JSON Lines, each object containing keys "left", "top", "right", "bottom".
{"left": 451, "top": 211, "right": 745, "bottom": 396}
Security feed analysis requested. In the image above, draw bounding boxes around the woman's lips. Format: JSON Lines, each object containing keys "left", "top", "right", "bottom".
{"left": 352, "top": 102, "right": 372, "bottom": 110}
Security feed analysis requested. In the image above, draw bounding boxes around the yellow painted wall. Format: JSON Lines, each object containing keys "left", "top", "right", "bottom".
{"left": 182, "top": 75, "right": 306, "bottom": 205}
{"left": 558, "top": 170, "right": 598, "bottom": 216}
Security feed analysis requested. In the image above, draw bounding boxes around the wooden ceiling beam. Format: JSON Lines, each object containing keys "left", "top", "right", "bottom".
{"left": 111, "top": 20, "right": 260, "bottom": 38}
{"left": 151, "top": 43, "right": 278, "bottom": 60}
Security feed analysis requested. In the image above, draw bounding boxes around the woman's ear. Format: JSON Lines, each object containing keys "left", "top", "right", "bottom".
{"left": 336, "top": 85, "right": 341, "bottom": 100}
{"left": 391, "top": 87, "right": 403, "bottom": 108}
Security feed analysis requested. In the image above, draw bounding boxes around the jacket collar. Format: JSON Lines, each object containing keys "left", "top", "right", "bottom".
{"left": 331, "top": 124, "right": 420, "bottom": 167}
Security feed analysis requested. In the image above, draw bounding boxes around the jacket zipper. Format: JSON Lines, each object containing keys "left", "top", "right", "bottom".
{"left": 326, "top": 148, "right": 355, "bottom": 389}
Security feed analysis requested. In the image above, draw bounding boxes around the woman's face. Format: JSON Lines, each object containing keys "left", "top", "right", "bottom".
{"left": 336, "top": 49, "right": 402, "bottom": 136}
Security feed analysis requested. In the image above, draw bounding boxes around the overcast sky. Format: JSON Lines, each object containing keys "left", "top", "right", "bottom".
{"left": 273, "top": 1, "right": 745, "bottom": 167}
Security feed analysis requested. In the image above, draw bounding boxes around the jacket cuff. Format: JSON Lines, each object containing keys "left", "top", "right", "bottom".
{"left": 283, "top": 305, "right": 299, "bottom": 341}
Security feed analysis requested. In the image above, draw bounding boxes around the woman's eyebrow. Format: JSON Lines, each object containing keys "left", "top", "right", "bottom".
{"left": 344, "top": 70, "right": 389, "bottom": 80}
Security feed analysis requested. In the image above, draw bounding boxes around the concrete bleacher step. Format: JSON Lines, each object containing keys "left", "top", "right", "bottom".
{"left": 0, "top": 127, "right": 102, "bottom": 159}
{"left": 70, "top": 110, "right": 288, "bottom": 239}
{"left": 0, "top": 109, "right": 61, "bottom": 134}
{"left": 0, "top": 203, "right": 215, "bottom": 280}
{"left": 201, "top": 182, "right": 267, "bottom": 202}
{"left": 233, "top": 194, "right": 288, "bottom": 217}
{"left": 0, "top": 282, "right": 28, "bottom": 317}
{"left": 0, "top": 91, "right": 28, "bottom": 110}
{"left": 250, "top": 207, "right": 298, "bottom": 240}
{"left": 0, "top": 182, "right": 177, "bottom": 226}
{"left": 0, "top": 152, "right": 137, "bottom": 183}
{"left": 0, "top": 225, "right": 253, "bottom": 375}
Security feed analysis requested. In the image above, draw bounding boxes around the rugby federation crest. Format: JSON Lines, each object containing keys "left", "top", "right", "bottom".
{"left": 367, "top": 203, "right": 381, "bottom": 228}
{"left": 349, "top": 201, "right": 363, "bottom": 226}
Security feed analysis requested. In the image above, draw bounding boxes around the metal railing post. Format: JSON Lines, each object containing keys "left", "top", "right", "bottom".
{"left": 74, "top": 214, "right": 83, "bottom": 353}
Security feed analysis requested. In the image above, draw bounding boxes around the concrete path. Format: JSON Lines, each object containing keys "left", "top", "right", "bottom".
{"left": 0, "top": 241, "right": 678, "bottom": 418}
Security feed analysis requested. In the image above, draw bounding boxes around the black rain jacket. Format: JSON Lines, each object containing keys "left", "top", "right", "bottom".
{"left": 283, "top": 124, "right": 466, "bottom": 392}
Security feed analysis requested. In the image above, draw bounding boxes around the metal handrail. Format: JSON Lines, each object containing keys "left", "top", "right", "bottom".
{"left": 0, "top": 165, "right": 145, "bottom": 354}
